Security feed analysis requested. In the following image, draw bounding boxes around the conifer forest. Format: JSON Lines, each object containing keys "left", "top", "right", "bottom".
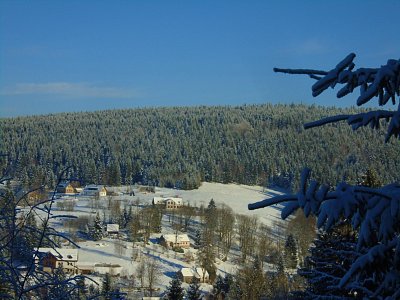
{"left": 1, "top": 104, "right": 400, "bottom": 191}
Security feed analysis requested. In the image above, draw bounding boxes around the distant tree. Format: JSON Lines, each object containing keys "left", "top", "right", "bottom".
{"left": 213, "top": 274, "right": 225, "bottom": 299}
{"left": 236, "top": 257, "right": 266, "bottom": 300}
{"left": 194, "top": 228, "right": 202, "bottom": 248}
{"left": 222, "top": 273, "right": 233, "bottom": 296}
{"left": 284, "top": 234, "right": 298, "bottom": 269}
{"left": 361, "top": 168, "right": 382, "bottom": 188}
{"left": 297, "top": 223, "right": 360, "bottom": 299}
{"left": 186, "top": 278, "right": 202, "bottom": 300}
{"left": 137, "top": 259, "right": 145, "bottom": 290}
{"left": 236, "top": 214, "right": 258, "bottom": 261}
{"left": 216, "top": 204, "right": 235, "bottom": 259}
{"left": 129, "top": 211, "right": 141, "bottom": 242}
{"left": 257, "top": 224, "right": 273, "bottom": 268}
{"left": 286, "top": 210, "right": 316, "bottom": 266}
{"left": 102, "top": 273, "right": 113, "bottom": 300}
{"left": 197, "top": 237, "right": 216, "bottom": 282}
{"left": 145, "top": 256, "right": 161, "bottom": 297}
{"left": 181, "top": 204, "right": 195, "bottom": 231}
{"left": 75, "top": 276, "right": 88, "bottom": 300}
{"left": 90, "top": 212, "right": 103, "bottom": 241}
{"left": 165, "top": 277, "right": 184, "bottom": 300}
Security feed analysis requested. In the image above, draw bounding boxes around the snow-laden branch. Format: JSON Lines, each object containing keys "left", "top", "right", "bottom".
{"left": 254, "top": 53, "right": 400, "bottom": 298}
{"left": 249, "top": 169, "right": 400, "bottom": 297}
{"left": 274, "top": 53, "right": 400, "bottom": 141}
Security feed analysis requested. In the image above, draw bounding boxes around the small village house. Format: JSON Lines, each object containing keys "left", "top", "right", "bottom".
{"left": 56, "top": 182, "right": 77, "bottom": 194}
{"left": 159, "top": 233, "right": 190, "bottom": 249}
{"left": 94, "top": 263, "right": 123, "bottom": 276}
{"left": 76, "top": 263, "right": 95, "bottom": 275}
{"left": 152, "top": 197, "right": 183, "bottom": 210}
{"left": 106, "top": 224, "right": 119, "bottom": 236}
{"left": 177, "top": 267, "right": 210, "bottom": 283}
{"left": 35, "top": 248, "right": 79, "bottom": 275}
{"left": 83, "top": 184, "right": 107, "bottom": 197}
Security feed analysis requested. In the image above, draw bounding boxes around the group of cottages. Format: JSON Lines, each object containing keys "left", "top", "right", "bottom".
{"left": 56, "top": 182, "right": 107, "bottom": 197}
{"left": 34, "top": 248, "right": 79, "bottom": 275}
{"left": 177, "top": 267, "right": 210, "bottom": 283}
{"left": 152, "top": 197, "right": 183, "bottom": 210}
{"left": 160, "top": 234, "right": 190, "bottom": 249}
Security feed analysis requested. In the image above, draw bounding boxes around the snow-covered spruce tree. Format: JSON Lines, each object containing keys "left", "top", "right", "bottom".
{"left": 90, "top": 212, "right": 104, "bottom": 241}
{"left": 213, "top": 274, "right": 225, "bottom": 299}
{"left": 194, "top": 228, "right": 202, "bottom": 248}
{"left": 165, "top": 277, "right": 184, "bottom": 300}
{"left": 102, "top": 272, "right": 113, "bottom": 300}
{"left": 186, "top": 278, "right": 202, "bottom": 300}
{"left": 249, "top": 53, "right": 400, "bottom": 298}
{"left": 296, "top": 168, "right": 382, "bottom": 298}
{"left": 296, "top": 222, "right": 360, "bottom": 299}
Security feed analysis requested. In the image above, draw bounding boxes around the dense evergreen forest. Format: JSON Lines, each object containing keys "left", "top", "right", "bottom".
{"left": 1, "top": 104, "right": 399, "bottom": 191}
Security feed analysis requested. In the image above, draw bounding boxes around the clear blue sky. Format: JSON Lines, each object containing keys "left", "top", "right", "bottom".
{"left": 1, "top": 1, "right": 399, "bottom": 117}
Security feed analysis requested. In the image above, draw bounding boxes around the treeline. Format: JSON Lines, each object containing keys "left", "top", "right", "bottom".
{"left": 1, "top": 104, "right": 400, "bottom": 190}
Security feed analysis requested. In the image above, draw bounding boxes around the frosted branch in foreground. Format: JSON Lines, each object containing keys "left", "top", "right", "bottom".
{"left": 275, "top": 53, "right": 400, "bottom": 141}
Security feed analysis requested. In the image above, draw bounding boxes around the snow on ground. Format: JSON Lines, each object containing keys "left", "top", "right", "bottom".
{"left": 31, "top": 182, "right": 286, "bottom": 296}
{"left": 109, "top": 182, "right": 285, "bottom": 227}
{"left": 151, "top": 182, "right": 285, "bottom": 227}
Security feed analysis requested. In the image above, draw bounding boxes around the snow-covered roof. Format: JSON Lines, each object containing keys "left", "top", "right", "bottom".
{"left": 179, "top": 267, "right": 208, "bottom": 279}
{"left": 57, "top": 182, "right": 70, "bottom": 188}
{"left": 153, "top": 197, "right": 183, "bottom": 205}
{"left": 36, "top": 248, "right": 78, "bottom": 262}
{"left": 161, "top": 233, "right": 190, "bottom": 243}
{"left": 180, "top": 267, "right": 195, "bottom": 277}
{"left": 84, "top": 184, "right": 106, "bottom": 191}
{"left": 195, "top": 267, "right": 209, "bottom": 278}
{"left": 153, "top": 197, "right": 165, "bottom": 205}
{"left": 107, "top": 224, "right": 119, "bottom": 232}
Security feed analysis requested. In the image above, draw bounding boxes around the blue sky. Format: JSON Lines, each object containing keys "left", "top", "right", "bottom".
{"left": 1, "top": 1, "right": 399, "bottom": 117}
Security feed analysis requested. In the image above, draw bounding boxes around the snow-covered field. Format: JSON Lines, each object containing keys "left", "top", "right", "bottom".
{"left": 111, "top": 182, "right": 285, "bottom": 227}
{"left": 35, "top": 182, "right": 286, "bottom": 297}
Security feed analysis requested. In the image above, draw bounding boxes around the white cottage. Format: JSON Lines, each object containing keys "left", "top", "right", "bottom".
{"left": 106, "top": 224, "right": 119, "bottom": 236}
{"left": 152, "top": 197, "right": 183, "bottom": 209}
{"left": 160, "top": 233, "right": 190, "bottom": 249}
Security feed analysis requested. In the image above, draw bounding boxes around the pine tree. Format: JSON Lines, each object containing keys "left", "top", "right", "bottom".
{"left": 102, "top": 273, "right": 113, "bottom": 300}
{"left": 165, "top": 277, "right": 184, "bottom": 300}
{"left": 236, "top": 257, "right": 266, "bottom": 300}
{"left": 75, "top": 276, "right": 88, "bottom": 300}
{"left": 90, "top": 212, "right": 103, "bottom": 241}
{"left": 187, "top": 278, "right": 201, "bottom": 300}
{"left": 213, "top": 274, "right": 224, "bottom": 299}
{"left": 222, "top": 273, "right": 233, "bottom": 296}
{"left": 361, "top": 168, "right": 382, "bottom": 188}
{"left": 284, "top": 234, "right": 298, "bottom": 269}
{"left": 194, "top": 228, "right": 202, "bottom": 248}
{"left": 297, "top": 224, "right": 360, "bottom": 299}
{"left": 45, "top": 264, "right": 70, "bottom": 299}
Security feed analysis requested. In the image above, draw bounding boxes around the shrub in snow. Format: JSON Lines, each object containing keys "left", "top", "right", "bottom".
{"left": 249, "top": 54, "right": 400, "bottom": 298}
